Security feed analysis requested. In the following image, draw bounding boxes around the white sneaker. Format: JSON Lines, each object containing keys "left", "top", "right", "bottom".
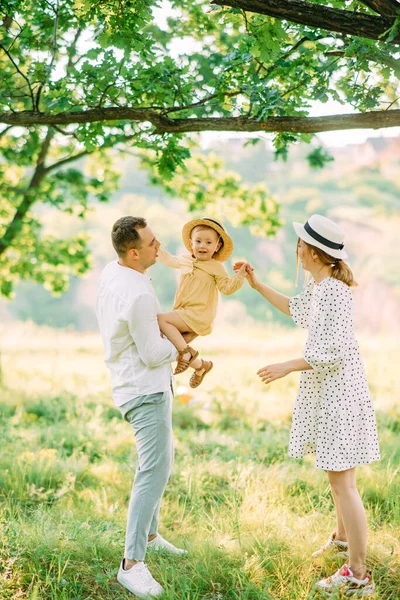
{"left": 147, "top": 533, "right": 187, "bottom": 555}
{"left": 316, "top": 564, "right": 375, "bottom": 597}
{"left": 312, "top": 531, "right": 349, "bottom": 558}
{"left": 117, "top": 560, "right": 164, "bottom": 598}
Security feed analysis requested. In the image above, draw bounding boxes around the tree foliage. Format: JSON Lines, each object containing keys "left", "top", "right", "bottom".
{"left": 0, "top": 0, "right": 399, "bottom": 295}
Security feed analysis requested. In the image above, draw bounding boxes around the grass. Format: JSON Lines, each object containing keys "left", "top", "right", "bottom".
{"left": 0, "top": 322, "right": 399, "bottom": 599}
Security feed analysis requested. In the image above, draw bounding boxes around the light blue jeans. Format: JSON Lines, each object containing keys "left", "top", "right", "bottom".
{"left": 119, "top": 388, "right": 174, "bottom": 560}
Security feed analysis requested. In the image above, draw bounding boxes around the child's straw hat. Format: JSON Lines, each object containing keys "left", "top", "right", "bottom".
{"left": 182, "top": 217, "right": 234, "bottom": 262}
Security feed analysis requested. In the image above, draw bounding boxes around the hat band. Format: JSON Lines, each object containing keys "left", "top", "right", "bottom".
{"left": 201, "top": 217, "right": 225, "bottom": 231}
{"left": 304, "top": 221, "right": 344, "bottom": 251}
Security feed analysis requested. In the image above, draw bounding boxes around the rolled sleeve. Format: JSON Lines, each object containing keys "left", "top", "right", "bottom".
{"left": 304, "top": 284, "right": 352, "bottom": 373}
{"left": 289, "top": 281, "right": 313, "bottom": 329}
{"left": 127, "top": 294, "right": 177, "bottom": 368}
{"left": 304, "top": 339, "right": 343, "bottom": 372}
{"left": 214, "top": 264, "right": 244, "bottom": 296}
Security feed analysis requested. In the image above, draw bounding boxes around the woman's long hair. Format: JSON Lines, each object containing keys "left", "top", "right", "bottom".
{"left": 296, "top": 240, "right": 358, "bottom": 288}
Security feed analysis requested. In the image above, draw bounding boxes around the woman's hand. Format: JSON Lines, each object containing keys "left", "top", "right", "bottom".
{"left": 257, "top": 362, "right": 292, "bottom": 385}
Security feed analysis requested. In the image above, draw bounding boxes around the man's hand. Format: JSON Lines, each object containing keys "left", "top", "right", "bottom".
{"left": 257, "top": 362, "right": 291, "bottom": 385}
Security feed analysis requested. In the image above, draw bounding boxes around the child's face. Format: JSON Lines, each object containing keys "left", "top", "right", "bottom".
{"left": 190, "top": 226, "right": 221, "bottom": 260}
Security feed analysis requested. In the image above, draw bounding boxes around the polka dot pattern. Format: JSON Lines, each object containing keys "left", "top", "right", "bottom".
{"left": 288, "top": 277, "right": 380, "bottom": 471}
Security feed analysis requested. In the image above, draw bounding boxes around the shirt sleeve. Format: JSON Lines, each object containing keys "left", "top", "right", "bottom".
{"left": 127, "top": 293, "right": 177, "bottom": 368}
{"left": 304, "top": 283, "right": 352, "bottom": 372}
{"left": 157, "top": 247, "right": 182, "bottom": 269}
{"left": 289, "top": 280, "right": 313, "bottom": 329}
{"left": 157, "top": 247, "right": 193, "bottom": 274}
{"left": 213, "top": 262, "right": 245, "bottom": 296}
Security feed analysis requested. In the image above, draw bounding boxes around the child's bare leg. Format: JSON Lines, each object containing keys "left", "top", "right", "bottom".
{"left": 158, "top": 311, "right": 191, "bottom": 351}
{"left": 182, "top": 332, "right": 198, "bottom": 344}
{"left": 158, "top": 311, "right": 203, "bottom": 370}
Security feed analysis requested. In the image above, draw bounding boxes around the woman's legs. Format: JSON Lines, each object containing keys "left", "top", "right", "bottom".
{"left": 329, "top": 479, "right": 347, "bottom": 542}
{"left": 326, "top": 468, "right": 367, "bottom": 579}
{"left": 158, "top": 311, "right": 202, "bottom": 370}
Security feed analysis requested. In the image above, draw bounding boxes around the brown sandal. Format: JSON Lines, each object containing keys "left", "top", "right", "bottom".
{"left": 189, "top": 360, "right": 213, "bottom": 388}
{"left": 174, "top": 345, "right": 199, "bottom": 375}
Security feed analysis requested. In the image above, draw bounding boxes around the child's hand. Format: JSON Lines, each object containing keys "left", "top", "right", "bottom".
{"left": 234, "top": 262, "right": 258, "bottom": 288}
{"left": 234, "top": 262, "right": 252, "bottom": 282}
{"left": 233, "top": 261, "right": 253, "bottom": 273}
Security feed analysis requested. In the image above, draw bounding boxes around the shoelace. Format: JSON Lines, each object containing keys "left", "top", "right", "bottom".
{"left": 135, "top": 563, "right": 156, "bottom": 585}
{"left": 316, "top": 539, "right": 337, "bottom": 555}
{"left": 322, "top": 536, "right": 347, "bottom": 552}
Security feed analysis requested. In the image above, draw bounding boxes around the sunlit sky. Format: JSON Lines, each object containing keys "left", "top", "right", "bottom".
{"left": 153, "top": 1, "right": 400, "bottom": 148}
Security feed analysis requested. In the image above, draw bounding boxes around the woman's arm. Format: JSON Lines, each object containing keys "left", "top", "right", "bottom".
{"left": 234, "top": 262, "right": 290, "bottom": 316}
{"left": 257, "top": 358, "right": 312, "bottom": 385}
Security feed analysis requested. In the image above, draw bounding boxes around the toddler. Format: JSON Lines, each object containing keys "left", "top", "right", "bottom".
{"left": 157, "top": 217, "right": 248, "bottom": 387}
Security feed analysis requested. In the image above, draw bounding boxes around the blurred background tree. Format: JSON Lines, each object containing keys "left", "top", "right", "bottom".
{"left": 1, "top": 0, "right": 400, "bottom": 297}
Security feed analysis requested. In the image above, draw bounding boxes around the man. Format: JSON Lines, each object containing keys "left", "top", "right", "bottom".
{"left": 96, "top": 216, "right": 185, "bottom": 599}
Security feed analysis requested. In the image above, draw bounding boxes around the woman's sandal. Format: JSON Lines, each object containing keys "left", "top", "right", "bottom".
{"left": 174, "top": 345, "right": 199, "bottom": 375}
{"left": 189, "top": 360, "right": 213, "bottom": 388}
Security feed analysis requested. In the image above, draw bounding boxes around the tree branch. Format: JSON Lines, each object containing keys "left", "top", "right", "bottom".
{"left": 51, "top": 124, "right": 80, "bottom": 140}
{"left": 0, "top": 128, "right": 54, "bottom": 256}
{"left": 96, "top": 56, "right": 126, "bottom": 108}
{"left": 1, "top": 106, "right": 400, "bottom": 133}
{"left": 2, "top": 15, "right": 13, "bottom": 30}
{"left": 325, "top": 49, "right": 400, "bottom": 76}
{"left": 163, "top": 90, "right": 242, "bottom": 114}
{"left": 44, "top": 133, "right": 137, "bottom": 173}
{"left": 66, "top": 28, "right": 83, "bottom": 71}
{"left": 35, "top": 0, "right": 60, "bottom": 111}
{"left": 151, "top": 110, "right": 400, "bottom": 133}
{"left": 358, "top": 0, "right": 400, "bottom": 19}
{"left": 0, "top": 43, "right": 36, "bottom": 109}
{"left": 0, "top": 125, "right": 14, "bottom": 138}
{"left": 210, "top": 0, "right": 400, "bottom": 44}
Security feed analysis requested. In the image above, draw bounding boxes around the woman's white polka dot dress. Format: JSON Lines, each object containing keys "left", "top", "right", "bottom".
{"left": 288, "top": 277, "right": 380, "bottom": 471}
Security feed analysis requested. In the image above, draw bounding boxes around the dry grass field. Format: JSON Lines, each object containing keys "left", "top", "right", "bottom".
{"left": 0, "top": 322, "right": 399, "bottom": 599}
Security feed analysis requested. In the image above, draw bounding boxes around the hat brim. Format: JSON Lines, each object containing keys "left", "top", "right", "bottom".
{"left": 293, "top": 222, "right": 348, "bottom": 260}
{"left": 182, "top": 218, "right": 234, "bottom": 262}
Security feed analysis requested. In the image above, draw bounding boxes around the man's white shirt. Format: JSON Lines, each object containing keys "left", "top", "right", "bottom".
{"left": 96, "top": 260, "right": 177, "bottom": 406}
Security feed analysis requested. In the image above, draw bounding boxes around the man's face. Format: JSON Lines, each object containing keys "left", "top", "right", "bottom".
{"left": 135, "top": 226, "right": 160, "bottom": 270}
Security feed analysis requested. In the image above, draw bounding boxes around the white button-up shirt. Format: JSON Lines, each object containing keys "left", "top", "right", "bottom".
{"left": 96, "top": 261, "right": 177, "bottom": 406}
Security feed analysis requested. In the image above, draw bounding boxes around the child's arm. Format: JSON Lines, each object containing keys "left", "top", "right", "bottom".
{"left": 157, "top": 247, "right": 183, "bottom": 269}
{"left": 213, "top": 262, "right": 247, "bottom": 296}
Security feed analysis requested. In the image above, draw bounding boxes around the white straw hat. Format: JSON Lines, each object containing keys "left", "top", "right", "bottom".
{"left": 293, "top": 214, "right": 348, "bottom": 260}
{"left": 182, "top": 217, "right": 233, "bottom": 262}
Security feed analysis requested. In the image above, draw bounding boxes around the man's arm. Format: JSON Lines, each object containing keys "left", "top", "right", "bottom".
{"left": 127, "top": 294, "right": 177, "bottom": 368}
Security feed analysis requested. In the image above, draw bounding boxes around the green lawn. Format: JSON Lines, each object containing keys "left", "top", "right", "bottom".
{"left": 0, "top": 324, "right": 399, "bottom": 599}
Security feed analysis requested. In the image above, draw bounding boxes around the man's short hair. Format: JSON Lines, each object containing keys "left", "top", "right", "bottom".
{"left": 111, "top": 216, "right": 147, "bottom": 256}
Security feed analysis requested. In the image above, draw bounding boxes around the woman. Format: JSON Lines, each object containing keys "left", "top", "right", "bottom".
{"left": 236, "top": 214, "right": 380, "bottom": 597}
